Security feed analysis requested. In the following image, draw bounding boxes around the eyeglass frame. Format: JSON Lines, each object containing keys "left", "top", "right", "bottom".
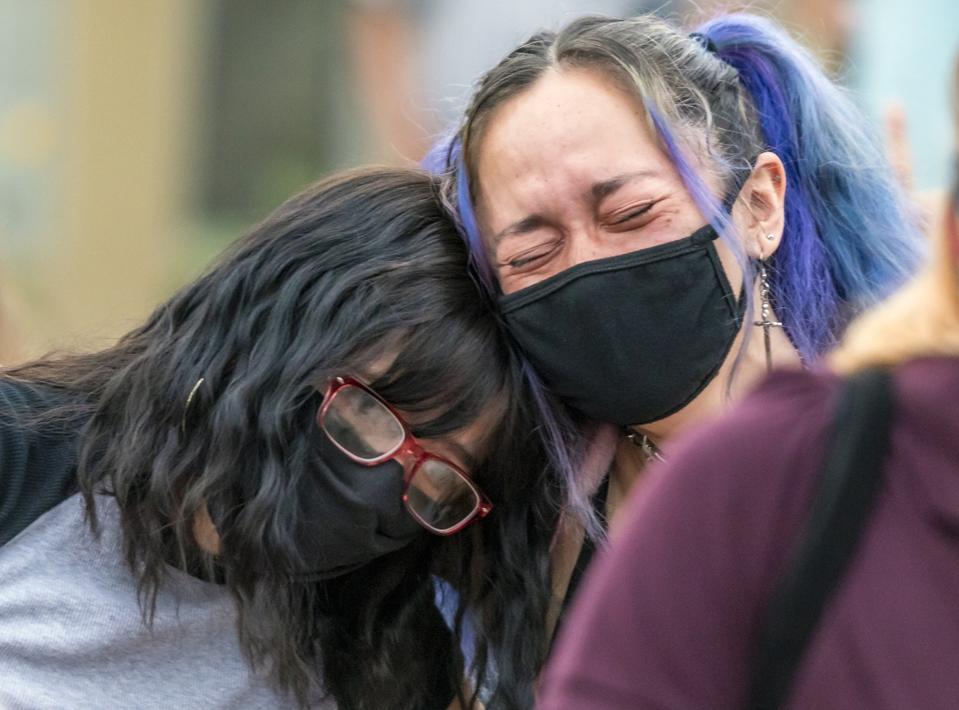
{"left": 316, "top": 375, "right": 493, "bottom": 535}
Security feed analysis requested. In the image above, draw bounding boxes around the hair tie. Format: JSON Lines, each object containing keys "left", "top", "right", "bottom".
{"left": 689, "top": 32, "right": 718, "bottom": 55}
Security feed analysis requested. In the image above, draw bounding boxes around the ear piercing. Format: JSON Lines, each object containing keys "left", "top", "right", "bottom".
{"left": 754, "top": 259, "right": 783, "bottom": 372}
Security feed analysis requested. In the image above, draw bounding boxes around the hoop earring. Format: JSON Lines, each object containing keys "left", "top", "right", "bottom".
{"left": 181, "top": 377, "right": 206, "bottom": 434}
{"left": 754, "top": 258, "right": 783, "bottom": 372}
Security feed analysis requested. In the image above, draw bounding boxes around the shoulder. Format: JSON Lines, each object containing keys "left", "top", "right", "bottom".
{"left": 644, "top": 367, "right": 840, "bottom": 510}
{"left": 0, "top": 377, "right": 81, "bottom": 546}
{"left": 0, "top": 377, "right": 73, "bottom": 453}
{"left": 541, "top": 369, "right": 847, "bottom": 709}
{"left": 0, "top": 377, "right": 43, "bottom": 459}
{"left": 0, "top": 376, "right": 50, "bottom": 410}
{"left": 0, "top": 376, "right": 76, "bottom": 423}
{"left": 661, "top": 359, "right": 957, "bottom": 505}
{"left": 687, "top": 367, "right": 840, "bottom": 458}
{"left": 617, "top": 368, "right": 845, "bottom": 604}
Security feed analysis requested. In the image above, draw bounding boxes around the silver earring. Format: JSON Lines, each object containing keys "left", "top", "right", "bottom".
{"left": 754, "top": 259, "right": 783, "bottom": 372}
{"left": 181, "top": 377, "right": 206, "bottom": 434}
{"left": 765, "top": 233, "right": 775, "bottom": 241}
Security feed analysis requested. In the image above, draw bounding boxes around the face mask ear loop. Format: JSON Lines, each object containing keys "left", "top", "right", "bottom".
{"left": 754, "top": 241, "right": 783, "bottom": 372}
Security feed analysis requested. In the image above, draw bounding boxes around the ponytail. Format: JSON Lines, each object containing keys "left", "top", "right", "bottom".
{"left": 697, "top": 14, "right": 924, "bottom": 358}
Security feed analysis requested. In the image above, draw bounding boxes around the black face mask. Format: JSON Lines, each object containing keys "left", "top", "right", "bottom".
{"left": 209, "top": 426, "right": 423, "bottom": 582}
{"left": 289, "top": 431, "right": 423, "bottom": 580}
{"left": 498, "top": 225, "right": 744, "bottom": 426}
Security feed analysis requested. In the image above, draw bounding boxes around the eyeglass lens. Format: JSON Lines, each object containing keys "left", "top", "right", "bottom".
{"left": 323, "top": 385, "right": 405, "bottom": 461}
{"left": 406, "top": 458, "right": 480, "bottom": 533}
{"left": 323, "top": 385, "right": 480, "bottom": 531}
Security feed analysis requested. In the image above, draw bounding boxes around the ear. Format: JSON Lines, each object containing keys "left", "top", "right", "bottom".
{"left": 730, "top": 151, "right": 787, "bottom": 259}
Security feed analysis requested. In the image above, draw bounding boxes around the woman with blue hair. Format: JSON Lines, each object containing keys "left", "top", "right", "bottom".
{"left": 540, "top": 53, "right": 959, "bottom": 710}
{"left": 429, "top": 10, "right": 924, "bottom": 676}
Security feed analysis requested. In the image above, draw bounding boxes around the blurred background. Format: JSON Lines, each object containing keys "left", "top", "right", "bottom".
{"left": 0, "top": 0, "right": 955, "bottom": 363}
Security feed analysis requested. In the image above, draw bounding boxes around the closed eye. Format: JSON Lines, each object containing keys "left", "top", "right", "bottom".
{"left": 607, "top": 202, "right": 654, "bottom": 226}
{"left": 499, "top": 240, "right": 562, "bottom": 271}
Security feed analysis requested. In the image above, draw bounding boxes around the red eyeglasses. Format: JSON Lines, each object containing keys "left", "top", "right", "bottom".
{"left": 316, "top": 376, "right": 493, "bottom": 535}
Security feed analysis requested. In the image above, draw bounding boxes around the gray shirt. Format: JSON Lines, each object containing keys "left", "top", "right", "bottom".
{"left": 0, "top": 494, "right": 328, "bottom": 709}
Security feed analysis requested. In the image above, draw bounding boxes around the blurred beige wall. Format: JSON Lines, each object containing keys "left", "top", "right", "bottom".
{"left": 2, "top": 0, "right": 202, "bottom": 361}
{"left": 2, "top": 0, "right": 935, "bottom": 368}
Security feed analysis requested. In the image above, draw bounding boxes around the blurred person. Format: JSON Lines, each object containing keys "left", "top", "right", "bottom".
{"left": 0, "top": 168, "right": 563, "bottom": 709}
{"left": 853, "top": 0, "right": 957, "bottom": 195}
{"left": 346, "top": 0, "right": 663, "bottom": 163}
{"left": 430, "top": 12, "right": 923, "bottom": 643}
{"left": 883, "top": 100, "right": 951, "bottom": 232}
{"left": 539, "top": 57, "right": 959, "bottom": 710}
{"left": 348, "top": 0, "right": 861, "bottom": 163}
{"left": 778, "top": 0, "right": 856, "bottom": 73}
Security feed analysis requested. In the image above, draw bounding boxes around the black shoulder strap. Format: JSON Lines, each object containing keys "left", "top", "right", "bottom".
{"left": 747, "top": 368, "right": 895, "bottom": 710}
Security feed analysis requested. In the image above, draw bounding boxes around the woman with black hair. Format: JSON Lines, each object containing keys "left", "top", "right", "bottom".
{"left": 0, "top": 168, "right": 559, "bottom": 709}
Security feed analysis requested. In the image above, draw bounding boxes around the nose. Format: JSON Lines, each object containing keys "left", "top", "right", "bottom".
{"left": 564, "top": 224, "right": 621, "bottom": 269}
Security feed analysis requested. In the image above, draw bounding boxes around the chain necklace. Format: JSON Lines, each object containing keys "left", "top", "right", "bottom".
{"left": 625, "top": 430, "right": 666, "bottom": 464}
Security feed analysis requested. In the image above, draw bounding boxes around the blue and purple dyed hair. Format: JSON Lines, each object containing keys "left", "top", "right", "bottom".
{"left": 427, "top": 12, "right": 924, "bottom": 527}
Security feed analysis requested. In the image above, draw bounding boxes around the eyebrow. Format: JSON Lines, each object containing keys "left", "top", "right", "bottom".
{"left": 491, "top": 170, "right": 661, "bottom": 248}
{"left": 491, "top": 214, "right": 549, "bottom": 249}
{"left": 591, "top": 170, "right": 660, "bottom": 200}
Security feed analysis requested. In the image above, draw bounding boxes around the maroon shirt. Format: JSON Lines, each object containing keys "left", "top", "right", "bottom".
{"left": 540, "top": 357, "right": 959, "bottom": 709}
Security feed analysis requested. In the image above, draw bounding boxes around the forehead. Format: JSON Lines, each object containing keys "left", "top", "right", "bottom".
{"left": 474, "top": 67, "right": 676, "bottom": 214}
{"left": 391, "top": 387, "right": 507, "bottom": 471}
{"left": 349, "top": 329, "right": 508, "bottom": 447}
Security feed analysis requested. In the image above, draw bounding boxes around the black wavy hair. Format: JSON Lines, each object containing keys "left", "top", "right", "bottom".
{"left": 3, "top": 168, "right": 561, "bottom": 709}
